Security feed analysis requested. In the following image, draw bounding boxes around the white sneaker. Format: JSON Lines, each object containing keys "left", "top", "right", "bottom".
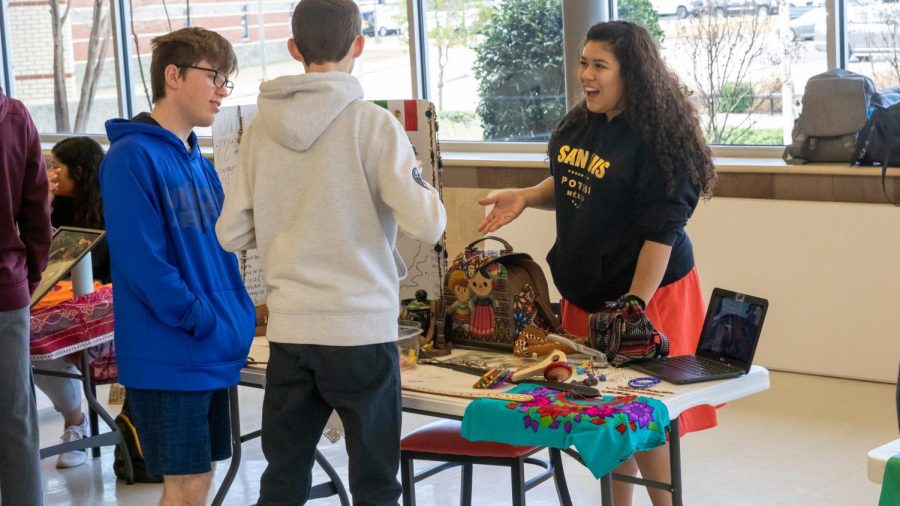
{"left": 56, "top": 415, "right": 89, "bottom": 469}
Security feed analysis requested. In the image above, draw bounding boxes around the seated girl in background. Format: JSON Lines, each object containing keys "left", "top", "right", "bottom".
{"left": 48, "top": 136, "right": 109, "bottom": 283}
{"left": 35, "top": 136, "right": 108, "bottom": 468}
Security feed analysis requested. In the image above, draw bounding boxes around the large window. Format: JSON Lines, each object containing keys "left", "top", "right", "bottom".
{"left": 620, "top": 0, "right": 832, "bottom": 146}
{"left": 841, "top": 0, "right": 900, "bottom": 87}
{"left": 421, "top": 0, "right": 564, "bottom": 141}
{"left": 2, "top": 0, "right": 897, "bottom": 147}
{"left": 8, "top": 0, "right": 116, "bottom": 133}
{"left": 124, "top": 0, "right": 412, "bottom": 135}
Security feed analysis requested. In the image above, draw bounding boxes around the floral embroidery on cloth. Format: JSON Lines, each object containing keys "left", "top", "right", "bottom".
{"left": 461, "top": 385, "right": 670, "bottom": 478}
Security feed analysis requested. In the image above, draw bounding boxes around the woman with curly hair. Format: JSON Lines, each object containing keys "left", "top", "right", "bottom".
{"left": 479, "top": 20, "right": 717, "bottom": 506}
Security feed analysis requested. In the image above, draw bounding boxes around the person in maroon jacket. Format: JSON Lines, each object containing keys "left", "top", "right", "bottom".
{"left": 0, "top": 86, "right": 52, "bottom": 506}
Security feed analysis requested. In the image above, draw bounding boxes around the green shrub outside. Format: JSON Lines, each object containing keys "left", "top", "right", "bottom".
{"left": 617, "top": 0, "right": 665, "bottom": 44}
{"left": 472, "top": 0, "right": 565, "bottom": 141}
{"left": 712, "top": 127, "right": 783, "bottom": 145}
{"left": 718, "top": 82, "right": 754, "bottom": 114}
{"left": 472, "top": 0, "right": 663, "bottom": 141}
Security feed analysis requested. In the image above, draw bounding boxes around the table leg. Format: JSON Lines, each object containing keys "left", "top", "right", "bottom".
{"left": 78, "top": 351, "right": 134, "bottom": 483}
{"left": 211, "top": 386, "right": 242, "bottom": 506}
{"left": 86, "top": 359, "right": 100, "bottom": 459}
{"left": 314, "top": 449, "right": 351, "bottom": 506}
{"left": 600, "top": 473, "right": 613, "bottom": 506}
{"left": 669, "top": 419, "right": 683, "bottom": 506}
{"left": 548, "top": 448, "right": 573, "bottom": 506}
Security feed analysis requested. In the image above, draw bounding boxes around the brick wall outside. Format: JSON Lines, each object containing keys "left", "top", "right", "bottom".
{"left": 10, "top": 1, "right": 76, "bottom": 105}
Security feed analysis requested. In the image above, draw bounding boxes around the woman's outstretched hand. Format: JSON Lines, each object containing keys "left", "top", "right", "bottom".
{"left": 478, "top": 191, "right": 527, "bottom": 234}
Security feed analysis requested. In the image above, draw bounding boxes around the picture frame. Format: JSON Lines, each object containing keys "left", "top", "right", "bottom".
{"left": 30, "top": 226, "right": 107, "bottom": 307}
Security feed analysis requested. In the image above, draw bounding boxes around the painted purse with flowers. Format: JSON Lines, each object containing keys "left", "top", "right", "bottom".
{"left": 442, "top": 236, "right": 564, "bottom": 351}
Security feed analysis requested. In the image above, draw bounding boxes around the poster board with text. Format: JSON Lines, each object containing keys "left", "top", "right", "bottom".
{"left": 212, "top": 99, "right": 446, "bottom": 305}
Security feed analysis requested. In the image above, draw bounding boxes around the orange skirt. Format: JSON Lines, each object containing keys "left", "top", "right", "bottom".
{"left": 560, "top": 267, "right": 718, "bottom": 437}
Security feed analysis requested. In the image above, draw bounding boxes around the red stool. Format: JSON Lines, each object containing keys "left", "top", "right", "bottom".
{"left": 400, "top": 419, "right": 572, "bottom": 506}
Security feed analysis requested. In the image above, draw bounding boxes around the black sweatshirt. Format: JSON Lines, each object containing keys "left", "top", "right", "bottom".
{"left": 546, "top": 113, "right": 699, "bottom": 312}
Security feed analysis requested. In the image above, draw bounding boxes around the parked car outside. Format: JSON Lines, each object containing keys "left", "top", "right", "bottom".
{"left": 692, "top": 0, "right": 779, "bottom": 17}
{"left": 814, "top": 3, "right": 900, "bottom": 60}
{"left": 651, "top": 0, "right": 693, "bottom": 18}
{"left": 361, "top": 5, "right": 404, "bottom": 37}
{"left": 790, "top": 7, "right": 825, "bottom": 40}
{"left": 788, "top": 0, "right": 824, "bottom": 19}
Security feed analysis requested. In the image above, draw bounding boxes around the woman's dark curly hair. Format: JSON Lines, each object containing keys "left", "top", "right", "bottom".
{"left": 551, "top": 21, "right": 717, "bottom": 198}
{"left": 52, "top": 137, "right": 105, "bottom": 229}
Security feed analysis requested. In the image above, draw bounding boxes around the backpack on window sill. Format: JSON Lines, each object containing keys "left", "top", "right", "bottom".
{"left": 783, "top": 69, "right": 876, "bottom": 164}
{"left": 851, "top": 87, "right": 900, "bottom": 204}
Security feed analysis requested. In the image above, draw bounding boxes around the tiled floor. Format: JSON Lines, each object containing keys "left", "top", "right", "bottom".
{"left": 34, "top": 370, "right": 897, "bottom": 505}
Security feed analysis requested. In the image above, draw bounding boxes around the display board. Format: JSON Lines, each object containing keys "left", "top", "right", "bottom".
{"left": 212, "top": 99, "right": 446, "bottom": 305}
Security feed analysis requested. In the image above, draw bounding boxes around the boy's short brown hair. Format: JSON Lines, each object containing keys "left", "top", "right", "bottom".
{"left": 149, "top": 27, "right": 238, "bottom": 103}
{"left": 291, "top": 0, "right": 361, "bottom": 65}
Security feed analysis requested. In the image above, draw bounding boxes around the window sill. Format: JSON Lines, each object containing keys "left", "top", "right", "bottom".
{"left": 439, "top": 150, "right": 900, "bottom": 204}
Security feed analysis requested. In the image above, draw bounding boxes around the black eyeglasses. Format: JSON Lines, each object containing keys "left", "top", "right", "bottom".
{"left": 178, "top": 65, "right": 234, "bottom": 96}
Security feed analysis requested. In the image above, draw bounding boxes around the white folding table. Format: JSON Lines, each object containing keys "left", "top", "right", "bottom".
{"left": 399, "top": 355, "right": 770, "bottom": 506}
{"left": 225, "top": 340, "right": 770, "bottom": 506}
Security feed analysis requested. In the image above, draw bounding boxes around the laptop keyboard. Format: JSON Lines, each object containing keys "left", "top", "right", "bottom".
{"left": 662, "top": 356, "right": 738, "bottom": 375}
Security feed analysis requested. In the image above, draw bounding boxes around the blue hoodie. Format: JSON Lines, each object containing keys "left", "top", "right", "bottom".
{"left": 101, "top": 117, "right": 255, "bottom": 391}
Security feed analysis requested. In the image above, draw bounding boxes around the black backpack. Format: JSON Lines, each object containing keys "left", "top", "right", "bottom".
{"left": 851, "top": 88, "right": 900, "bottom": 203}
{"left": 113, "top": 400, "right": 164, "bottom": 484}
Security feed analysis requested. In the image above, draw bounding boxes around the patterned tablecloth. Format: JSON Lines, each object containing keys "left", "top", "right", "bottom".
{"left": 30, "top": 285, "right": 116, "bottom": 383}
{"left": 461, "top": 384, "right": 670, "bottom": 478}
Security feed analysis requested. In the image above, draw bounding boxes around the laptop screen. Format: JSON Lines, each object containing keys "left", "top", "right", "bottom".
{"left": 695, "top": 289, "right": 768, "bottom": 369}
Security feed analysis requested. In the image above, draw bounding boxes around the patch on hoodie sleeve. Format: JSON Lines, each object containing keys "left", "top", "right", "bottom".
{"left": 412, "top": 165, "right": 429, "bottom": 189}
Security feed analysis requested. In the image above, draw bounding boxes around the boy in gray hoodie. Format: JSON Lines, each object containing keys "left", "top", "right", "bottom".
{"left": 216, "top": 0, "right": 446, "bottom": 503}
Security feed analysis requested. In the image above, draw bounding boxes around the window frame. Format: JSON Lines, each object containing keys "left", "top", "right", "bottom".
{"left": 0, "top": 0, "right": 877, "bottom": 158}
{"left": 0, "top": 0, "right": 12, "bottom": 94}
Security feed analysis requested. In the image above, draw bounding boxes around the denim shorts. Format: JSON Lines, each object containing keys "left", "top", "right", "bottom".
{"left": 126, "top": 388, "right": 231, "bottom": 476}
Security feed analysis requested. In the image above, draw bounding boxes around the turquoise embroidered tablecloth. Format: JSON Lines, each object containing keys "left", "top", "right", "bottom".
{"left": 881, "top": 453, "right": 900, "bottom": 506}
{"left": 460, "top": 384, "right": 670, "bottom": 478}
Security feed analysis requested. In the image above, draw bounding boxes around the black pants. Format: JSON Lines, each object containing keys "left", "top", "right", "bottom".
{"left": 258, "top": 341, "right": 402, "bottom": 506}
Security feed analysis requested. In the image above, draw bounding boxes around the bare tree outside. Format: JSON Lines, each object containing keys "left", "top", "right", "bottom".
{"left": 74, "top": 0, "right": 112, "bottom": 132}
{"left": 49, "top": 0, "right": 112, "bottom": 133}
{"left": 675, "top": 11, "right": 776, "bottom": 144}
{"left": 861, "top": 4, "right": 900, "bottom": 87}
{"left": 425, "top": 0, "right": 490, "bottom": 111}
{"left": 49, "top": 0, "right": 72, "bottom": 131}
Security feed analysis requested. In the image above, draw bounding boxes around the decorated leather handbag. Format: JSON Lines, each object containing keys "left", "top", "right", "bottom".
{"left": 442, "top": 236, "right": 564, "bottom": 351}
{"left": 588, "top": 296, "right": 670, "bottom": 367}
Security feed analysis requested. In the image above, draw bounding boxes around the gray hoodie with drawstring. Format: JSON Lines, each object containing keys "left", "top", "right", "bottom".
{"left": 216, "top": 71, "right": 446, "bottom": 346}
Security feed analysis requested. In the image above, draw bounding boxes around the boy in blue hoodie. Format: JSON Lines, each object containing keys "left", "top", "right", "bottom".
{"left": 216, "top": 0, "right": 446, "bottom": 503}
{"left": 100, "top": 28, "right": 255, "bottom": 506}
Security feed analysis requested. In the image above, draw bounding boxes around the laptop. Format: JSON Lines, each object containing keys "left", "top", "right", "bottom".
{"left": 629, "top": 288, "right": 768, "bottom": 385}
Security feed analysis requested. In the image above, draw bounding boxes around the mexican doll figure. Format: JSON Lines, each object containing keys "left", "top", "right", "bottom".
{"left": 447, "top": 269, "right": 473, "bottom": 338}
{"left": 469, "top": 267, "right": 496, "bottom": 338}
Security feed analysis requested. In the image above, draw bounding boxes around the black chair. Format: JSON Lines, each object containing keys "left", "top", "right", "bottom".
{"left": 400, "top": 419, "right": 571, "bottom": 506}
